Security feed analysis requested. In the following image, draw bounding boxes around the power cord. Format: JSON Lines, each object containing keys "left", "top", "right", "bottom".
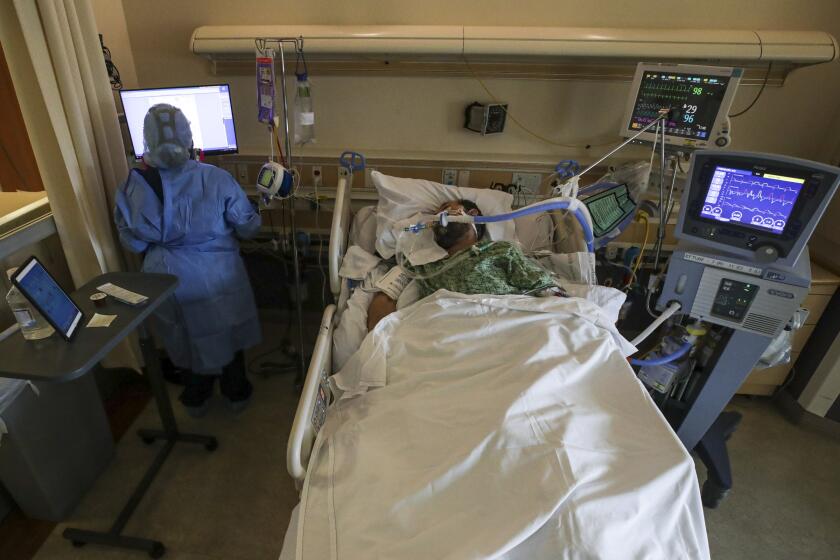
{"left": 463, "top": 57, "right": 617, "bottom": 150}
{"left": 625, "top": 212, "right": 651, "bottom": 292}
{"left": 729, "top": 62, "right": 773, "bottom": 118}
{"left": 100, "top": 34, "right": 122, "bottom": 90}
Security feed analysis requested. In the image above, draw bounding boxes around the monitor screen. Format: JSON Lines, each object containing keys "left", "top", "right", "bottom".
{"left": 627, "top": 71, "right": 731, "bottom": 141}
{"left": 120, "top": 84, "right": 237, "bottom": 157}
{"left": 12, "top": 257, "right": 83, "bottom": 339}
{"left": 699, "top": 165, "right": 805, "bottom": 233}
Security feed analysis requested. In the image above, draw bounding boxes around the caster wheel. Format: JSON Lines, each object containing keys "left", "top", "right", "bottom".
{"left": 205, "top": 439, "right": 218, "bottom": 452}
{"left": 149, "top": 542, "right": 166, "bottom": 558}
{"left": 701, "top": 479, "right": 729, "bottom": 509}
{"left": 71, "top": 541, "right": 86, "bottom": 548}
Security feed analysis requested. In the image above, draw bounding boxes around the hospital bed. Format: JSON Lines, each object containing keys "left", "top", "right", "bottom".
{"left": 281, "top": 169, "right": 710, "bottom": 559}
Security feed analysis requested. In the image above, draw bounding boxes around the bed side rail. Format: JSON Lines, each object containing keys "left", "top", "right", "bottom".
{"left": 287, "top": 304, "right": 336, "bottom": 483}
{"left": 328, "top": 173, "right": 351, "bottom": 299}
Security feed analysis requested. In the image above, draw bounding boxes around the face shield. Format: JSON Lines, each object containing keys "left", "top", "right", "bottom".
{"left": 143, "top": 104, "right": 193, "bottom": 169}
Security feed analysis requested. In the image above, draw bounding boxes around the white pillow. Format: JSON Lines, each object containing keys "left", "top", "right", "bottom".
{"left": 372, "top": 171, "right": 516, "bottom": 263}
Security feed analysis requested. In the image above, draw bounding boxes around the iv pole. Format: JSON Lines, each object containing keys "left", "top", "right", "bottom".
{"left": 575, "top": 108, "right": 672, "bottom": 183}
{"left": 257, "top": 37, "right": 307, "bottom": 382}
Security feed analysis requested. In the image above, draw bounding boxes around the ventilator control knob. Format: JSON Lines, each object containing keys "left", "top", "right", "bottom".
{"left": 755, "top": 244, "right": 778, "bottom": 263}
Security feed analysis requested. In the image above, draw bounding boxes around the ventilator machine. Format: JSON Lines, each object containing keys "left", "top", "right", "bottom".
{"left": 402, "top": 62, "right": 840, "bottom": 507}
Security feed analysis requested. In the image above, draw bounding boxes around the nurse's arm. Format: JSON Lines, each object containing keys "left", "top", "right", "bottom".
{"left": 114, "top": 196, "right": 149, "bottom": 253}
{"left": 224, "top": 177, "right": 262, "bottom": 239}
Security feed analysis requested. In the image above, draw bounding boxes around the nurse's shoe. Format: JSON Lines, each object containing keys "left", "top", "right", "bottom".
{"left": 184, "top": 400, "right": 210, "bottom": 418}
{"left": 226, "top": 395, "right": 252, "bottom": 414}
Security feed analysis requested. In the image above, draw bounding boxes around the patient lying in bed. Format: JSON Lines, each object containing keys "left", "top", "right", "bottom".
{"left": 367, "top": 199, "right": 561, "bottom": 330}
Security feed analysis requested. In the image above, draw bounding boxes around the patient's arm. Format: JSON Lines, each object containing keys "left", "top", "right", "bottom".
{"left": 367, "top": 292, "right": 398, "bottom": 331}
{"left": 504, "top": 244, "right": 558, "bottom": 293}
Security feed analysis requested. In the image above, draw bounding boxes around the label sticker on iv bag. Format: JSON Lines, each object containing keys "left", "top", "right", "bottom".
{"left": 256, "top": 55, "right": 276, "bottom": 124}
{"left": 375, "top": 265, "right": 412, "bottom": 300}
{"left": 299, "top": 112, "right": 315, "bottom": 126}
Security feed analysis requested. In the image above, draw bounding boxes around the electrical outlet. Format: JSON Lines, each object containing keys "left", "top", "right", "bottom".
{"left": 512, "top": 172, "right": 542, "bottom": 192}
{"left": 457, "top": 170, "right": 471, "bottom": 188}
{"left": 311, "top": 165, "right": 322, "bottom": 188}
{"left": 236, "top": 164, "right": 248, "bottom": 183}
{"left": 442, "top": 169, "right": 458, "bottom": 186}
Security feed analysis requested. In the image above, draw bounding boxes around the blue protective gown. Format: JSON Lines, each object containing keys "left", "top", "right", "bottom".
{"left": 114, "top": 160, "right": 262, "bottom": 373}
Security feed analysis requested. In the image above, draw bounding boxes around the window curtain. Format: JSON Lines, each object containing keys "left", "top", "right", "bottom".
{"left": 4, "top": 0, "right": 140, "bottom": 370}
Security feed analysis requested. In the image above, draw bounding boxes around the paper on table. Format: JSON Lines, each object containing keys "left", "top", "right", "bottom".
{"left": 86, "top": 313, "right": 117, "bottom": 328}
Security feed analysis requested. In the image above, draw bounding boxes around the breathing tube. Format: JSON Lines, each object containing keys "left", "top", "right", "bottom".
{"left": 395, "top": 196, "right": 595, "bottom": 281}
{"left": 475, "top": 199, "right": 595, "bottom": 253}
{"left": 629, "top": 341, "right": 692, "bottom": 367}
{"left": 411, "top": 196, "right": 595, "bottom": 253}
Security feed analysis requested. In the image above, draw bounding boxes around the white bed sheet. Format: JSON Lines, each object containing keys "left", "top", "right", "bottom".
{"left": 332, "top": 240, "right": 628, "bottom": 372}
{"left": 285, "top": 292, "right": 709, "bottom": 560}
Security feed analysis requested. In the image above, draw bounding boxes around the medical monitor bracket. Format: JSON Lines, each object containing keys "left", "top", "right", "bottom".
{"left": 620, "top": 63, "right": 742, "bottom": 150}
{"left": 676, "top": 151, "right": 840, "bottom": 268}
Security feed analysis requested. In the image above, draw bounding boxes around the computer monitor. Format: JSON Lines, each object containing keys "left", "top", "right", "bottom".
{"left": 119, "top": 84, "right": 238, "bottom": 158}
{"left": 620, "top": 63, "right": 742, "bottom": 150}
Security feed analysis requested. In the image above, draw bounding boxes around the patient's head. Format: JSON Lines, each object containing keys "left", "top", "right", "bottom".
{"left": 433, "top": 199, "right": 485, "bottom": 254}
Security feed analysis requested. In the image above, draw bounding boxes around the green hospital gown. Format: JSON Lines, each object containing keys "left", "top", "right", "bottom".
{"left": 413, "top": 240, "right": 557, "bottom": 299}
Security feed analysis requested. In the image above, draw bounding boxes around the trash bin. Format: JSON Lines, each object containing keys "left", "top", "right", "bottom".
{"left": 0, "top": 374, "right": 114, "bottom": 521}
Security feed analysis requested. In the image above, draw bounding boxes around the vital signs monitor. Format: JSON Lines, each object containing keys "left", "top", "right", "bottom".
{"left": 620, "top": 63, "right": 742, "bottom": 150}
{"left": 120, "top": 84, "right": 238, "bottom": 158}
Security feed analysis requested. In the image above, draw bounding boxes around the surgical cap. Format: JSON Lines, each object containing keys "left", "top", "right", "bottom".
{"left": 143, "top": 104, "right": 193, "bottom": 169}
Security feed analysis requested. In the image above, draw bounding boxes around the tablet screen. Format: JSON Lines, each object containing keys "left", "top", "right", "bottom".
{"left": 12, "top": 258, "right": 83, "bottom": 339}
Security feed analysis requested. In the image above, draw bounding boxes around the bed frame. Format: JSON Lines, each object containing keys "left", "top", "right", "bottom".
{"left": 285, "top": 166, "right": 573, "bottom": 484}
{"left": 286, "top": 170, "right": 353, "bottom": 483}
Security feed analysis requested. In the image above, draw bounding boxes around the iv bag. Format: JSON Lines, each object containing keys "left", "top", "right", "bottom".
{"left": 256, "top": 51, "right": 275, "bottom": 124}
{"left": 294, "top": 74, "right": 315, "bottom": 145}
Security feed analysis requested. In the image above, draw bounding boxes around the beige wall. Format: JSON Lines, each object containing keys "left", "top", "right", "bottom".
{"left": 112, "top": 0, "right": 840, "bottom": 165}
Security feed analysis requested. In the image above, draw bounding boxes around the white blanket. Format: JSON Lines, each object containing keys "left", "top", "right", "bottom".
{"left": 292, "top": 292, "right": 709, "bottom": 560}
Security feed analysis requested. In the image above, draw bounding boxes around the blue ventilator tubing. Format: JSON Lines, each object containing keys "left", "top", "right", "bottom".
{"left": 629, "top": 341, "right": 693, "bottom": 367}
{"left": 471, "top": 200, "right": 596, "bottom": 253}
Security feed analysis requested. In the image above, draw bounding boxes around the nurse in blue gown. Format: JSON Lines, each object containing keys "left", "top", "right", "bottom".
{"left": 114, "top": 104, "right": 261, "bottom": 416}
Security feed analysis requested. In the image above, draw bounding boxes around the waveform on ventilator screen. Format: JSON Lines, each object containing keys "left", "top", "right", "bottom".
{"left": 723, "top": 178, "right": 800, "bottom": 206}
{"left": 717, "top": 202, "right": 789, "bottom": 219}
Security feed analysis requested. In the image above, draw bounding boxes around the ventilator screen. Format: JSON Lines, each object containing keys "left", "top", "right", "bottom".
{"left": 699, "top": 165, "right": 804, "bottom": 234}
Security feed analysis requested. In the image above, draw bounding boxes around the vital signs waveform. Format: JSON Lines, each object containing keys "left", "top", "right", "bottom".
{"left": 720, "top": 178, "right": 799, "bottom": 207}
